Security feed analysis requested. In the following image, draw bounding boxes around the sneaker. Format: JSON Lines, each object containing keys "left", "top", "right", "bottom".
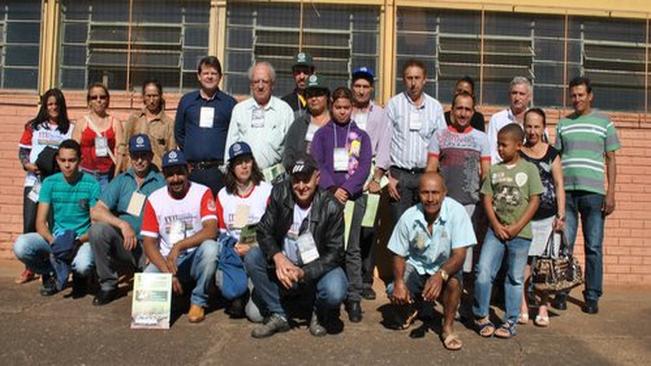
{"left": 309, "top": 311, "right": 327, "bottom": 337}
{"left": 15, "top": 268, "right": 37, "bottom": 284}
{"left": 251, "top": 313, "right": 290, "bottom": 338}
{"left": 92, "top": 288, "right": 117, "bottom": 306}
{"left": 345, "top": 301, "right": 363, "bottom": 323}
{"left": 40, "top": 275, "right": 59, "bottom": 297}
{"left": 188, "top": 304, "right": 205, "bottom": 323}
{"left": 361, "top": 288, "right": 376, "bottom": 300}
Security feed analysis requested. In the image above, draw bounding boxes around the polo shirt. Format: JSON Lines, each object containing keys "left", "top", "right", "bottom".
{"left": 124, "top": 109, "right": 176, "bottom": 169}
{"left": 99, "top": 168, "right": 166, "bottom": 235}
{"left": 388, "top": 198, "right": 477, "bottom": 275}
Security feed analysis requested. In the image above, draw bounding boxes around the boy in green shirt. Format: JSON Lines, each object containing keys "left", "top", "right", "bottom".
{"left": 473, "top": 124, "right": 543, "bottom": 339}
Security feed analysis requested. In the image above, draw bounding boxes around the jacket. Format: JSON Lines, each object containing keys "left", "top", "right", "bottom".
{"left": 256, "top": 180, "right": 344, "bottom": 282}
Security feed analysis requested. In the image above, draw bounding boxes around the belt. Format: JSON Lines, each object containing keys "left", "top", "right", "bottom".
{"left": 189, "top": 160, "right": 223, "bottom": 169}
{"left": 391, "top": 166, "right": 425, "bottom": 174}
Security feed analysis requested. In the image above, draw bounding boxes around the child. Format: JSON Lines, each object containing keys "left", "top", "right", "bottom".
{"left": 473, "top": 123, "right": 543, "bottom": 339}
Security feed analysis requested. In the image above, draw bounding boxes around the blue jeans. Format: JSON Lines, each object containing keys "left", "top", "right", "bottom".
{"left": 13, "top": 232, "right": 94, "bottom": 277}
{"left": 244, "top": 246, "right": 348, "bottom": 318}
{"left": 473, "top": 228, "right": 531, "bottom": 324}
{"left": 144, "top": 240, "right": 220, "bottom": 307}
{"left": 564, "top": 191, "right": 605, "bottom": 302}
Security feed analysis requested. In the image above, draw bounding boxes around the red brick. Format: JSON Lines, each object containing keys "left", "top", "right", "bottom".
{"left": 606, "top": 247, "right": 630, "bottom": 256}
{"left": 619, "top": 256, "right": 643, "bottom": 265}
{"left": 604, "top": 256, "right": 619, "bottom": 264}
{"left": 607, "top": 265, "right": 631, "bottom": 273}
{"left": 630, "top": 265, "right": 651, "bottom": 274}
{"left": 617, "top": 274, "right": 645, "bottom": 283}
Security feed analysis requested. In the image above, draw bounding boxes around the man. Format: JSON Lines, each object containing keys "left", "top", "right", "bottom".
{"left": 174, "top": 56, "right": 237, "bottom": 196}
{"left": 244, "top": 154, "right": 347, "bottom": 338}
{"left": 375, "top": 59, "right": 447, "bottom": 224}
{"left": 225, "top": 61, "right": 293, "bottom": 180}
{"left": 89, "top": 135, "right": 166, "bottom": 305}
{"left": 553, "top": 76, "right": 620, "bottom": 314}
{"left": 140, "top": 149, "right": 220, "bottom": 323}
{"left": 387, "top": 172, "right": 476, "bottom": 351}
{"left": 444, "top": 76, "right": 485, "bottom": 132}
{"left": 486, "top": 76, "right": 532, "bottom": 164}
{"left": 13, "top": 139, "right": 100, "bottom": 297}
{"left": 350, "top": 66, "right": 387, "bottom": 301}
{"left": 282, "top": 52, "right": 315, "bottom": 115}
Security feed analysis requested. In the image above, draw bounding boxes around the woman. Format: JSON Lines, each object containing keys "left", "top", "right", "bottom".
{"left": 310, "top": 87, "right": 372, "bottom": 323}
{"left": 73, "top": 82, "right": 124, "bottom": 190}
{"left": 16, "top": 88, "right": 74, "bottom": 284}
{"left": 124, "top": 79, "right": 176, "bottom": 169}
{"left": 282, "top": 74, "right": 331, "bottom": 171}
{"left": 519, "top": 108, "right": 565, "bottom": 327}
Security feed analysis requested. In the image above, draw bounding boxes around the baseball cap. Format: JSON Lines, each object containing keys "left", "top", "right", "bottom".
{"left": 352, "top": 67, "right": 375, "bottom": 84}
{"left": 305, "top": 74, "right": 329, "bottom": 96}
{"left": 228, "top": 141, "right": 253, "bottom": 163}
{"left": 292, "top": 52, "right": 314, "bottom": 69}
{"left": 290, "top": 154, "right": 318, "bottom": 179}
{"left": 162, "top": 149, "right": 187, "bottom": 169}
{"left": 129, "top": 134, "right": 152, "bottom": 154}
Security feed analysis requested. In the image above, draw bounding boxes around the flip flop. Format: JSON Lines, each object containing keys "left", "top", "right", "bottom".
{"left": 518, "top": 312, "right": 529, "bottom": 324}
{"left": 441, "top": 332, "right": 463, "bottom": 351}
{"left": 534, "top": 314, "right": 550, "bottom": 327}
{"left": 475, "top": 318, "right": 496, "bottom": 337}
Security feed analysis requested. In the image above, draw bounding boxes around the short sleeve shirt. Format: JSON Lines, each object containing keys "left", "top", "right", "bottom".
{"left": 215, "top": 182, "right": 272, "bottom": 242}
{"left": 481, "top": 159, "right": 544, "bottom": 239}
{"left": 387, "top": 199, "right": 477, "bottom": 275}
{"left": 39, "top": 172, "right": 101, "bottom": 237}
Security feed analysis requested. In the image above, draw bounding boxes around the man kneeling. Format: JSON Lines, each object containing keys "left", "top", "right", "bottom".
{"left": 387, "top": 173, "right": 476, "bottom": 351}
{"left": 245, "top": 154, "right": 347, "bottom": 338}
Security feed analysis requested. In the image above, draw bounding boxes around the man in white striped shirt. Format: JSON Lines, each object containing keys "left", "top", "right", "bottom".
{"left": 375, "top": 59, "right": 447, "bottom": 223}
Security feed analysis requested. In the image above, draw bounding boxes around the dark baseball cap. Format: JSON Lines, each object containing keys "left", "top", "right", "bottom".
{"left": 162, "top": 149, "right": 187, "bottom": 169}
{"left": 292, "top": 52, "right": 314, "bottom": 69}
{"left": 352, "top": 67, "right": 375, "bottom": 84}
{"left": 228, "top": 141, "right": 253, "bottom": 163}
{"left": 129, "top": 134, "right": 152, "bottom": 154}
{"left": 290, "top": 154, "right": 318, "bottom": 179}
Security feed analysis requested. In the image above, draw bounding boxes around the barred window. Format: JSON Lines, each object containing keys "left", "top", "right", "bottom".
{"left": 0, "top": 0, "right": 41, "bottom": 90}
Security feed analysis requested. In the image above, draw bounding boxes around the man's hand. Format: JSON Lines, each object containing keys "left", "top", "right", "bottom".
{"left": 166, "top": 246, "right": 180, "bottom": 275}
{"left": 367, "top": 180, "right": 382, "bottom": 194}
{"left": 391, "top": 281, "right": 411, "bottom": 305}
{"left": 25, "top": 163, "right": 40, "bottom": 174}
{"left": 234, "top": 243, "right": 252, "bottom": 257}
{"left": 334, "top": 188, "right": 349, "bottom": 205}
{"left": 119, "top": 221, "right": 137, "bottom": 251}
{"left": 171, "top": 276, "right": 183, "bottom": 295}
{"left": 504, "top": 224, "right": 520, "bottom": 240}
{"left": 273, "top": 253, "right": 301, "bottom": 289}
{"left": 422, "top": 273, "right": 444, "bottom": 302}
{"left": 387, "top": 175, "right": 401, "bottom": 201}
{"left": 603, "top": 191, "right": 616, "bottom": 216}
{"left": 492, "top": 222, "right": 511, "bottom": 241}
{"left": 553, "top": 217, "right": 565, "bottom": 231}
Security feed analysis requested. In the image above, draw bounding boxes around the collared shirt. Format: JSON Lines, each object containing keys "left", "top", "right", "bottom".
{"left": 352, "top": 101, "right": 388, "bottom": 158}
{"left": 376, "top": 92, "right": 446, "bottom": 170}
{"left": 99, "top": 168, "right": 166, "bottom": 235}
{"left": 387, "top": 198, "right": 477, "bottom": 275}
{"left": 174, "top": 89, "right": 237, "bottom": 162}
{"left": 224, "top": 96, "right": 294, "bottom": 169}
{"left": 124, "top": 109, "right": 176, "bottom": 169}
{"left": 487, "top": 108, "right": 520, "bottom": 165}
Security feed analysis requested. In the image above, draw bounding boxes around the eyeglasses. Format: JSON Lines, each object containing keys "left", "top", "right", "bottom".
{"left": 90, "top": 95, "right": 108, "bottom": 101}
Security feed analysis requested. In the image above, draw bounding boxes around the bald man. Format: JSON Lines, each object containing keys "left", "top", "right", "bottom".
{"left": 386, "top": 172, "right": 477, "bottom": 351}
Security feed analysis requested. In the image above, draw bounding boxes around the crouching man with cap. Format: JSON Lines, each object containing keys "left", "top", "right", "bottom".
{"left": 244, "top": 153, "right": 348, "bottom": 338}
{"left": 140, "top": 149, "right": 220, "bottom": 323}
{"left": 89, "top": 134, "right": 166, "bottom": 305}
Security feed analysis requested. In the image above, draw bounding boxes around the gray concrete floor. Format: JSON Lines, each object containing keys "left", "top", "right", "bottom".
{"left": 1, "top": 259, "right": 649, "bottom": 365}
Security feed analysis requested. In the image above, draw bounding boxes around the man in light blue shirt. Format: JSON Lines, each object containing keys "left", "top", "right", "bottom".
{"left": 387, "top": 172, "right": 476, "bottom": 351}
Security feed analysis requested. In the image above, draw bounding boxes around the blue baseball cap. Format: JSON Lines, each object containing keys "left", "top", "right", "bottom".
{"left": 129, "top": 134, "right": 152, "bottom": 154}
{"left": 162, "top": 149, "right": 187, "bottom": 169}
{"left": 228, "top": 141, "right": 253, "bottom": 163}
{"left": 352, "top": 67, "right": 375, "bottom": 84}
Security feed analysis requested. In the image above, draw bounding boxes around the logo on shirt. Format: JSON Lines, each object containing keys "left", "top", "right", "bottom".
{"left": 515, "top": 172, "right": 528, "bottom": 187}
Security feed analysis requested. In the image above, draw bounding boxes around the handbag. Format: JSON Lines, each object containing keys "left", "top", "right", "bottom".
{"left": 35, "top": 146, "right": 59, "bottom": 178}
{"left": 532, "top": 230, "right": 584, "bottom": 293}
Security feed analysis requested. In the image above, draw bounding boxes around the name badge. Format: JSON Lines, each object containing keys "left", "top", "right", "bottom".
{"left": 305, "top": 123, "right": 319, "bottom": 142}
{"left": 353, "top": 111, "right": 368, "bottom": 131}
{"left": 169, "top": 220, "right": 186, "bottom": 245}
{"left": 126, "top": 191, "right": 147, "bottom": 217}
{"left": 415, "top": 232, "right": 426, "bottom": 251}
{"left": 199, "top": 107, "right": 215, "bottom": 128}
{"left": 251, "top": 108, "right": 265, "bottom": 128}
{"left": 409, "top": 110, "right": 422, "bottom": 131}
{"left": 28, "top": 182, "right": 41, "bottom": 203}
{"left": 333, "top": 147, "right": 348, "bottom": 172}
{"left": 95, "top": 136, "right": 109, "bottom": 157}
{"left": 297, "top": 232, "right": 319, "bottom": 264}
{"left": 233, "top": 204, "right": 250, "bottom": 229}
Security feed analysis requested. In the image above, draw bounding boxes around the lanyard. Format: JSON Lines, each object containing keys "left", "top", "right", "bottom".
{"left": 332, "top": 121, "right": 352, "bottom": 149}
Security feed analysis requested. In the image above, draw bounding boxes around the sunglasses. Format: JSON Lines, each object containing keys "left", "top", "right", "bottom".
{"left": 90, "top": 95, "right": 108, "bottom": 101}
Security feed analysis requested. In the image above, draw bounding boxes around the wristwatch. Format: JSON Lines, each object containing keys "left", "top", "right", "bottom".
{"left": 439, "top": 269, "right": 449, "bottom": 282}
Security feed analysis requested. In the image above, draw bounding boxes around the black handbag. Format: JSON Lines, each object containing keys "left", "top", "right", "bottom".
{"left": 532, "top": 231, "right": 584, "bottom": 293}
{"left": 35, "top": 146, "right": 59, "bottom": 178}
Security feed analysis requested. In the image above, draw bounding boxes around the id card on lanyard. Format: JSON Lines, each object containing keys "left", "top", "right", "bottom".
{"left": 409, "top": 109, "right": 423, "bottom": 131}
{"left": 95, "top": 136, "right": 109, "bottom": 157}
{"left": 199, "top": 107, "right": 215, "bottom": 128}
{"left": 333, "top": 123, "right": 352, "bottom": 172}
{"left": 251, "top": 107, "right": 265, "bottom": 128}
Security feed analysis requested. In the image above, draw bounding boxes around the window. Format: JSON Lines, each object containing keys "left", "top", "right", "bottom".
{"left": 224, "top": 2, "right": 380, "bottom": 96}
{"left": 58, "top": 0, "right": 209, "bottom": 92}
{"left": 0, "top": 0, "right": 41, "bottom": 90}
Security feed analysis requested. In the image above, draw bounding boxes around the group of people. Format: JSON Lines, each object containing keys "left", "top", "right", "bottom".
{"left": 13, "top": 52, "right": 619, "bottom": 351}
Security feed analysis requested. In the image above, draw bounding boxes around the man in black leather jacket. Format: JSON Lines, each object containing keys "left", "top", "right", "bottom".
{"left": 244, "top": 154, "right": 347, "bottom": 338}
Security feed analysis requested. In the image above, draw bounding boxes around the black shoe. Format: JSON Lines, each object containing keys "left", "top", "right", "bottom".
{"left": 346, "top": 301, "right": 363, "bottom": 323}
{"left": 251, "top": 313, "right": 290, "bottom": 338}
{"left": 552, "top": 296, "right": 567, "bottom": 311}
{"left": 225, "top": 297, "right": 246, "bottom": 319}
{"left": 93, "top": 289, "right": 117, "bottom": 306}
{"left": 361, "top": 288, "right": 376, "bottom": 301}
{"left": 309, "top": 311, "right": 327, "bottom": 337}
{"left": 70, "top": 274, "right": 87, "bottom": 299}
{"left": 582, "top": 300, "right": 599, "bottom": 314}
{"left": 39, "top": 275, "right": 59, "bottom": 297}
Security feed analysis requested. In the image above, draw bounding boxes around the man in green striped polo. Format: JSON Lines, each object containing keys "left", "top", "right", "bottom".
{"left": 553, "top": 76, "right": 620, "bottom": 315}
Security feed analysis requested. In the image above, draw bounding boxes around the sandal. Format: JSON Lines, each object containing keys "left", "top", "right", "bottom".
{"left": 517, "top": 312, "right": 529, "bottom": 324}
{"left": 534, "top": 314, "right": 550, "bottom": 327}
{"left": 475, "top": 318, "right": 496, "bottom": 337}
{"left": 441, "top": 332, "right": 463, "bottom": 351}
{"left": 494, "top": 321, "right": 517, "bottom": 339}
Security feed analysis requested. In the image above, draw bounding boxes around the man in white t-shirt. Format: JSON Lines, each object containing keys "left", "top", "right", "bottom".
{"left": 141, "top": 149, "right": 219, "bottom": 323}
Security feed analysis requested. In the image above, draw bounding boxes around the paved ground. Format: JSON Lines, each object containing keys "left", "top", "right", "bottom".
{"left": 1, "top": 259, "right": 649, "bottom": 366}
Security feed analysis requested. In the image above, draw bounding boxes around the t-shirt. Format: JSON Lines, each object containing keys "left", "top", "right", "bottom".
{"left": 428, "top": 126, "right": 490, "bottom": 205}
{"left": 140, "top": 182, "right": 218, "bottom": 257}
{"left": 554, "top": 110, "right": 620, "bottom": 195}
{"left": 39, "top": 172, "right": 101, "bottom": 237}
{"left": 19, "top": 122, "right": 74, "bottom": 187}
{"left": 215, "top": 181, "right": 272, "bottom": 242}
{"left": 520, "top": 145, "right": 559, "bottom": 220}
{"left": 283, "top": 204, "right": 311, "bottom": 265}
{"left": 481, "top": 159, "right": 544, "bottom": 239}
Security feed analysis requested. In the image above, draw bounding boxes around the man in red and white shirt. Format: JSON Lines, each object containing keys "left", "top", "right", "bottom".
{"left": 141, "top": 149, "right": 219, "bottom": 323}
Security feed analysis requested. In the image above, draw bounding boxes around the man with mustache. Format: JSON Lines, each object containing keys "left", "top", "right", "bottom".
{"left": 282, "top": 52, "right": 316, "bottom": 116}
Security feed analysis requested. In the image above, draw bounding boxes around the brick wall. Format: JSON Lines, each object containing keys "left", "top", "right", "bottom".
{"left": 1, "top": 90, "right": 649, "bottom": 285}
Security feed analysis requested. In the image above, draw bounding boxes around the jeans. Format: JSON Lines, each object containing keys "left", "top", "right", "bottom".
{"left": 473, "top": 228, "right": 531, "bottom": 324}
{"left": 244, "top": 246, "right": 348, "bottom": 318}
{"left": 144, "top": 239, "right": 220, "bottom": 307}
{"left": 23, "top": 186, "right": 37, "bottom": 234}
{"left": 13, "top": 232, "right": 95, "bottom": 277}
{"left": 563, "top": 191, "right": 605, "bottom": 302}
{"left": 389, "top": 167, "right": 423, "bottom": 224}
{"left": 189, "top": 165, "right": 224, "bottom": 198}
{"left": 89, "top": 222, "right": 145, "bottom": 291}
{"left": 345, "top": 194, "right": 366, "bottom": 302}
{"left": 81, "top": 168, "right": 111, "bottom": 192}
